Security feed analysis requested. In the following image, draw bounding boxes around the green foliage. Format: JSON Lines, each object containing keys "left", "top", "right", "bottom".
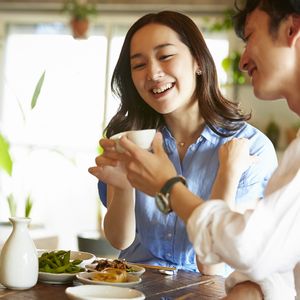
{"left": 205, "top": 9, "right": 247, "bottom": 86}
{"left": 5, "top": 190, "right": 34, "bottom": 218}
{"left": 97, "top": 145, "right": 103, "bottom": 155}
{"left": 1, "top": 71, "right": 45, "bottom": 218}
{"left": 25, "top": 195, "right": 33, "bottom": 218}
{"left": 207, "top": 9, "right": 235, "bottom": 32}
{"left": 0, "top": 71, "right": 45, "bottom": 177}
{"left": 0, "top": 133, "right": 13, "bottom": 176}
{"left": 222, "top": 51, "right": 246, "bottom": 85}
{"left": 7, "top": 194, "right": 17, "bottom": 217}
{"left": 31, "top": 71, "right": 46, "bottom": 109}
{"left": 63, "top": 0, "right": 97, "bottom": 21}
{"left": 6, "top": 193, "right": 33, "bottom": 218}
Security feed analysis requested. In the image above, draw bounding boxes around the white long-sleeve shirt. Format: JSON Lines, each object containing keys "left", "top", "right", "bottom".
{"left": 187, "top": 134, "right": 300, "bottom": 299}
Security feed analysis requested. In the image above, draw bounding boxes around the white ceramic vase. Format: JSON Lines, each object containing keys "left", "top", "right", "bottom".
{"left": 0, "top": 217, "right": 38, "bottom": 290}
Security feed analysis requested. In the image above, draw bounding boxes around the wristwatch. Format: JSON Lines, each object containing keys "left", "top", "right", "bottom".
{"left": 155, "top": 176, "right": 187, "bottom": 214}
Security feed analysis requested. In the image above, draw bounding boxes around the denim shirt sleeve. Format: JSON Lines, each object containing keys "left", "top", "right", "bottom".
{"left": 97, "top": 180, "right": 107, "bottom": 207}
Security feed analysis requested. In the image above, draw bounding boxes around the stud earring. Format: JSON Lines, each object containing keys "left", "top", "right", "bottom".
{"left": 196, "top": 69, "right": 202, "bottom": 76}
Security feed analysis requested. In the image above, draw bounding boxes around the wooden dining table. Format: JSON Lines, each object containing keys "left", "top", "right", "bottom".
{"left": 0, "top": 269, "right": 226, "bottom": 299}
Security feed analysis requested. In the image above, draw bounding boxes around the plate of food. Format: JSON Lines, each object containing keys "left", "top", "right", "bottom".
{"left": 86, "top": 258, "right": 145, "bottom": 277}
{"left": 38, "top": 249, "right": 95, "bottom": 284}
{"left": 65, "top": 284, "right": 145, "bottom": 300}
{"left": 76, "top": 269, "right": 142, "bottom": 287}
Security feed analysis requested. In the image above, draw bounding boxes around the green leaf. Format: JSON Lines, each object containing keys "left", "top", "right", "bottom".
{"left": 31, "top": 71, "right": 46, "bottom": 109}
{"left": 25, "top": 195, "right": 33, "bottom": 218}
{"left": 0, "top": 133, "right": 13, "bottom": 176}
{"left": 97, "top": 145, "right": 103, "bottom": 155}
{"left": 7, "top": 194, "right": 17, "bottom": 217}
{"left": 221, "top": 57, "right": 231, "bottom": 72}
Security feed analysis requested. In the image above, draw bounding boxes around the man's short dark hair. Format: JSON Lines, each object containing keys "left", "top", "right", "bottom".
{"left": 233, "top": 0, "right": 297, "bottom": 40}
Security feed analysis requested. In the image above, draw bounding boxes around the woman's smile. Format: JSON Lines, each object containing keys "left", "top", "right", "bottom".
{"left": 130, "top": 23, "right": 198, "bottom": 114}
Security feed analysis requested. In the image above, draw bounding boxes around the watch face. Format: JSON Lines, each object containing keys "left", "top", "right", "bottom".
{"left": 155, "top": 193, "right": 171, "bottom": 214}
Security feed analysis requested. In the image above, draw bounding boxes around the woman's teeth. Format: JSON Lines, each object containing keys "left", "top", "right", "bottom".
{"left": 152, "top": 83, "right": 173, "bottom": 94}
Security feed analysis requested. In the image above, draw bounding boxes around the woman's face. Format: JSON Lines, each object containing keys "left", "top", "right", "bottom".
{"left": 130, "top": 23, "right": 199, "bottom": 115}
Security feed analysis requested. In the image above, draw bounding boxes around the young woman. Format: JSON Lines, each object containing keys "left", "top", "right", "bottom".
{"left": 88, "top": 10, "right": 277, "bottom": 276}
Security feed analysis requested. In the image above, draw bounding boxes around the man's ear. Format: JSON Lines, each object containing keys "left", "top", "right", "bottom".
{"left": 287, "top": 15, "right": 300, "bottom": 47}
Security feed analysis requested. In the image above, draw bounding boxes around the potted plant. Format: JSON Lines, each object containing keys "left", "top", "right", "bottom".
{"left": 0, "top": 71, "right": 45, "bottom": 222}
{"left": 63, "top": 0, "right": 97, "bottom": 39}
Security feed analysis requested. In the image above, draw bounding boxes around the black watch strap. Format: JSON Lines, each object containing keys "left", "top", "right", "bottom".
{"left": 155, "top": 176, "right": 187, "bottom": 214}
{"left": 161, "top": 176, "right": 187, "bottom": 195}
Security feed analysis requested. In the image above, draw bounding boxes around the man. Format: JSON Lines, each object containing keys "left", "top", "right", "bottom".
{"left": 185, "top": 0, "right": 300, "bottom": 298}
{"left": 96, "top": 0, "right": 300, "bottom": 298}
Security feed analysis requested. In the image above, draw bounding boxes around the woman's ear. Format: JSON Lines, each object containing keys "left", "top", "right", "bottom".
{"left": 287, "top": 15, "right": 300, "bottom": 47}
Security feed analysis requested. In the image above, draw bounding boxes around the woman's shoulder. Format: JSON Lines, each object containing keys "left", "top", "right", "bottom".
{"left": 233, "top": 123, "right": 277, "bottom": 161}
{"left": 234, "top": 122, "right": 271, "bottom": 142}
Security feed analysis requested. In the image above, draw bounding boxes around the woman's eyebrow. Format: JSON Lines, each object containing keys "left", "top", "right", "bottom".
{"left": 130, "top": 43, "right": 175, "bottom": 60}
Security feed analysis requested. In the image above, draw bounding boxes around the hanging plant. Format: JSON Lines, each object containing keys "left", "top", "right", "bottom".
{"left": 63, "top": 0, "right": 97, "bottom": 39}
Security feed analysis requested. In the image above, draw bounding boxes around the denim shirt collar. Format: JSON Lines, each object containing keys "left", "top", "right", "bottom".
{"left": 161, "top": 125, "right": 222, "bottom": 154}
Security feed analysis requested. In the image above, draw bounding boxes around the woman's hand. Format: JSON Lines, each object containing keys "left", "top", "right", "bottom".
{"left": 118, "top": 132, "right": 177, "bottom": 196}
{"left": 88, "top": 138, "right": 131, "bottom": 189}
{"left": 223, "top": 281, "right": 264, "bottom": 300}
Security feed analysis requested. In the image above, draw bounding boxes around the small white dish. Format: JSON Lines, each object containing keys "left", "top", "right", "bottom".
{"left": 85, "top": 259, "right": 145, "bottom": 277}
{"left": 110, "top": 129, "right": 156, "bottom": 153}
{"left": 65, "top": 284, "right": 145, "bottom": 300}
{"left": 38, "top": 271, "right": 76, "bottom": 284}
{"left": 38, "top": 249, "right": 96, "bottom": 284}
{"left": 76, "top": 271, "right": 142, "bottom": 287}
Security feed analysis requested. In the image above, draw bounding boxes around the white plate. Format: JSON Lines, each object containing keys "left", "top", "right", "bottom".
{"left": 38, "top": 249, "right": 96, "bottom": 284}
{"left": 65, "top": 285, "right": 145, "bottom": 300}
{"left": 76, "top": 272, "right": 142, "bottom": 287}
{"left": 85, "top": 260, "right": 145, "bottom": 277}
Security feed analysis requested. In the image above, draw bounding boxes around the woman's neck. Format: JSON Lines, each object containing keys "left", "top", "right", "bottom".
{"left": 164, "top": 102, "right": 203, "bottom": 139}
{"left": 164, "top": 109, "right": 205, "bottom": 160}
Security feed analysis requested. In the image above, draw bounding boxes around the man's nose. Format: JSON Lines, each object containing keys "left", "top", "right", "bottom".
{"left": 239, "top": 48, "right": 249, "bottom": 72}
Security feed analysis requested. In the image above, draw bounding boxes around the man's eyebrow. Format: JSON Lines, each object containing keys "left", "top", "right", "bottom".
{"left": 130, "top": 43, "right": 175, "bottom": 60}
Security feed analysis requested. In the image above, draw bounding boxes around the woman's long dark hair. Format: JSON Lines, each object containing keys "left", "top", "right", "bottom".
{"left": 105, "top": 10, "right": 250, "bottom": 138}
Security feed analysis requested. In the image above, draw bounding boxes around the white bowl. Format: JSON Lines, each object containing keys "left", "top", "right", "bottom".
{"left": 66, "top": 285, "right": 145, "bottom": 300}
{"left": 37, "top": 249, "right": 96, "bottom": 284}
{"left": 110, "top": 129, "right": 156, "bottom": 153}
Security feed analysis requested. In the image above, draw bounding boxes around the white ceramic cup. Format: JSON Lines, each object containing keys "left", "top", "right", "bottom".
{"left": 110, "top": 129, "right": 156, "bottom": 153}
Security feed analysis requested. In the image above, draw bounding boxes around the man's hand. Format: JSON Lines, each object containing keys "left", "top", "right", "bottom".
{"left": 218, "top": 138, "right": 258, "bottom": 180}
{"left": 223, "top": 281, "right": 264, "bottom": 300}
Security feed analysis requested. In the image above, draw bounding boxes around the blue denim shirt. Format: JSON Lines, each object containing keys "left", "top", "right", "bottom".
{"left": 98, "top": 123, "right": 278, "bottom": 274}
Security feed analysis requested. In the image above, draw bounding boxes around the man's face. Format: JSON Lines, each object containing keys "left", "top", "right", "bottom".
{"left": 239, "top": 8, "right": 294, "bottom": 101}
